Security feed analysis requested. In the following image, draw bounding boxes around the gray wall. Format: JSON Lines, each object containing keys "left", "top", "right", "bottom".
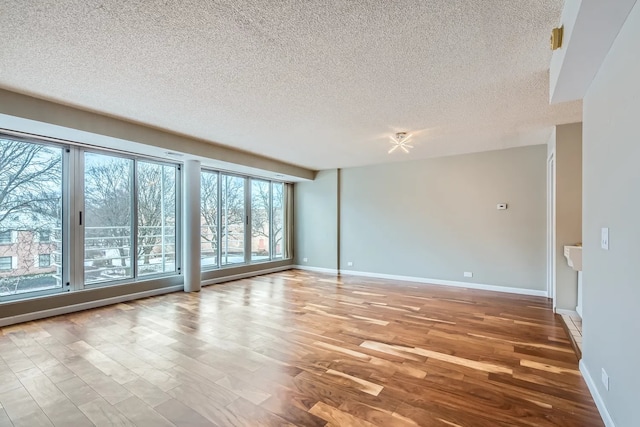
{"left": 340, "top": 145, "right": 547, "bottom": 290}
{"left": 554, "top": 123, "right": 583, "bottom": 310}
{"left": 582, "top": 2, "right": 640, "bottom": 425}
{"left": 294, "top": 170, "right": 339, "bottom": 269}
{"left": 296, "top": 145, "right": 548, "bottom": 291}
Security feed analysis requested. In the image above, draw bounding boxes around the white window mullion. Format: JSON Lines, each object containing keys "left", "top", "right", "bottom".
{"left": 216, "top": 171, "right": 222, "bottom": 268}
{"left": 69, "top": 147, "right": 83, "bottom": 292}
{"left": 269, "top": 182, "right": 274, "bottom": 261}
{"left": 244, "top": 177, "right": 251, "bottom": 264}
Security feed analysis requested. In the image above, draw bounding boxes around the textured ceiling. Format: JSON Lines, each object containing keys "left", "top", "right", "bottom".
{"left": 0, "top": 0, "right": 580, "bottom": 170}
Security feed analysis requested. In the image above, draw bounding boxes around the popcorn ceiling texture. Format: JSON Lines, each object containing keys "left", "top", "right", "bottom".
{"left": 0, "top": 0, "right": 579, "bottom": 170}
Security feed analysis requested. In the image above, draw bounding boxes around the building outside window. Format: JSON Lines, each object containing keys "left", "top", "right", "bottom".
{"left": 0, "top": 230, "right": 12, "bottom": 244}
{"left": 38, "top": 254, "right": 51, "bottom": 268}
{"left": 0, "top": 257, "right": 12, "bottom": 271}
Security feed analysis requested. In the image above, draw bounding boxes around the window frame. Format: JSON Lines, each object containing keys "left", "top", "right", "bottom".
{"left": 200, "top": 169, "right": 220, "bottom": 272}
{"left": 0, "top": 135, "right": 68, "bottom": 301}
{"left": 200, "top": 168, "right": 289, "bottom": 271}
{"left": 250, "top": 178, "right": 272, "bottom": 263}
{"left": 271, "top": 181, "right": 285, "bottom": 260}
{"left": 219, "top": 173, "right": 247, "bottom": 267}
{"left": 135, "top": 159, "right": 180, "bottom": 279}
{"left": 0, "top": 130, "right": 291, "bottom": 304}
{"left": 80, "top": 147, "right": 182, "bottom": 289}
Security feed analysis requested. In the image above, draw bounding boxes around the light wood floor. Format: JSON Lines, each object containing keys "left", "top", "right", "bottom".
{"left": 0, "top": 269, "right": 602, "bottom": 426}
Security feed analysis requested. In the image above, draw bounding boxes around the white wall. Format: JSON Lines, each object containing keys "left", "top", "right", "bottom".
{"left": 581, "top": 2, "right": 640, "bottom": 425}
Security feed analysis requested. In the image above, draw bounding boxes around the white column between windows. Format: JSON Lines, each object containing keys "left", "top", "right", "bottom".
{"left": 182, "top": 160, "right": 201, "bottom": 292}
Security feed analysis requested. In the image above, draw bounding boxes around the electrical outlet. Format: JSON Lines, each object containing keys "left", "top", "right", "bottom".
{"left": 601, "top": 368, "right": 610, "bottom": 391}
{"left": 601, "top": 228, "right": 609, "bottom": 250}
{"left": 347, "top": 261, "right": 353, "bottom": 267}
{"left": 303, "top": 257, "right": 308, "bottom": 263}
{"left": 464, "top": 272, "right": 473, "bottom": 278}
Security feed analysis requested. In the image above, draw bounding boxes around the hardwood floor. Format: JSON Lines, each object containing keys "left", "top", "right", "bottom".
{"left": 0, "top": 269, "right": 603, "bottom": 426}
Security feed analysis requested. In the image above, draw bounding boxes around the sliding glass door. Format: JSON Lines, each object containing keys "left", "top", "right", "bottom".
{"left": 136, "top": 161, "right": 177, "bottom": 277}
{"left": 272, "top": 182, "right": 284, "bottom": 259}
{"left": 200, "top": 171, "right": 219, "bottom": 269}
{"left": 83, "top": 152, "right": 134, "bottom": 285}
{"left": 251, "top": 180, "right": 270, "bottom": 261}
{"left": 221, "top": 175, "right": 245, "bottom": 265}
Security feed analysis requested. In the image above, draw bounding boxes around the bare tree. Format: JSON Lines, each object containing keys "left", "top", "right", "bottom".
{"left": 84, "top": 157, "right": 175, "bottom": 274}
{"left": 272, "top": 182, "right": 284, "bottom": 254}
{"left": 221, "top": 176, "right": 245, "bottom": 259}
{"left": 200, "top": 171, "right": 219, "bottom": 256}
{"left": 251, "top": 181, "right": 284, "bottom": 254}
{"left": 0, "top": 139, "right": 62, "bottom": 228}
{"left": 84, "top": 156, "right": 132, "bottom": 273}
{"left": 251, "top": 181, "right": 270, "bottom": 255}
{"left": 136, "top": 162, "right": 175, "bottom": 269}
{"left": 0, "top": 138, "right": 62, "bottom": 295}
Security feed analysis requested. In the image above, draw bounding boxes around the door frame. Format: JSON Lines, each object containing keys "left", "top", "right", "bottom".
{"left": 547, "top": 152, "right": 557, "bottom": 310}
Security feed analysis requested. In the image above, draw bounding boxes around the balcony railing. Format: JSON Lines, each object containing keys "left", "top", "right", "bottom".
{"left": 1, "top": 224, "right": 264, "bottom": 297}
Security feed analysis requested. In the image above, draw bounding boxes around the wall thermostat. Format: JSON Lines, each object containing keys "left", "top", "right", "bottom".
{"left": 497, "top": 203, "right": 508, "bottom": 210}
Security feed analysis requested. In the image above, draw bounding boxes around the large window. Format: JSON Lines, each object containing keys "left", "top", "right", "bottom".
{"left": 0, "top": 137, "right": 63, "bottom": 297}
{"left": 272, "top": 182, "right": 284, "bottom": 259}
{"left": 200, "top": 171, "right": 219, "bottom": 269}
{"left": 200, "top": 172, "right": 288, "bottom": 269}
{"left": 1, "top": 131, "right": 289, "bottom": 303}
{"left": 251, "top": 180, "right": 270, "bottom": 261}
{"left": 221, "top": 175, "right": 245, "bottom": 265}
{"left": 136, "top": 161, "right": 177, "bottom": 276}
{"left": 83, "top": 152, "right": 179, "bottom": 286}
{"left": 84, "top": 152, "right": 134, "bottom": 285}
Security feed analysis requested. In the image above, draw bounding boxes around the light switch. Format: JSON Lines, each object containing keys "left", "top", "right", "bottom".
{"left": 497, "top": 203, "right": 507, "bottom": 210}
{"left": 601, "top": 228, "right": 609, "bottom": 250}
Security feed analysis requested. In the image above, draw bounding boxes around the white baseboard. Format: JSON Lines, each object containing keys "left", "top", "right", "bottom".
{"left": 555, "top": 308, "right": 580, "bottom": 317}
{"left": 337, "top": 269, "right": 548, "bottom": 297}
{"left": 0, "top": 285, "right": 184, "bottom": 328}
{"left": 579, "top": 360, "right": 615, "bottom": 427}
{"left": 202, "top": 265, "right": 294, "bottom": 286}
{"left": 292, "top": 265, "right": 339, "bottom": 274}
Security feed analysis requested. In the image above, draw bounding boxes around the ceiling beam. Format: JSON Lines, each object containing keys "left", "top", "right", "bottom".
{"left": 550, "top": 0, "right": 638, "bottom": 104}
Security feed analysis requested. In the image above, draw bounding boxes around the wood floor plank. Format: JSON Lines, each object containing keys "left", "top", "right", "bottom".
{"left": 78, "top": 397, "right": 135, "bottom": 426}
{"left": 309, "top": 401, "right": 377, "bottom": 427}
{"left": 0, "top": 269, "right": 603, "bottom": 426}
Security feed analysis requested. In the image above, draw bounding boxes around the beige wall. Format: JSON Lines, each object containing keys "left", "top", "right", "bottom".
{"left": 581, "top": 2, "right": 640, "bottom": 425}
{"left": 551, "top": 123, "right": 583, "bottom": 310}
{"left": 0, "top": 88, "right": 314, "bottom": 181}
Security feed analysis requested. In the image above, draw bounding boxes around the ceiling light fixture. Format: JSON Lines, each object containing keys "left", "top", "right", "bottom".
{"left": 388, "top": 132, "right": 414, "bottom": 154}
